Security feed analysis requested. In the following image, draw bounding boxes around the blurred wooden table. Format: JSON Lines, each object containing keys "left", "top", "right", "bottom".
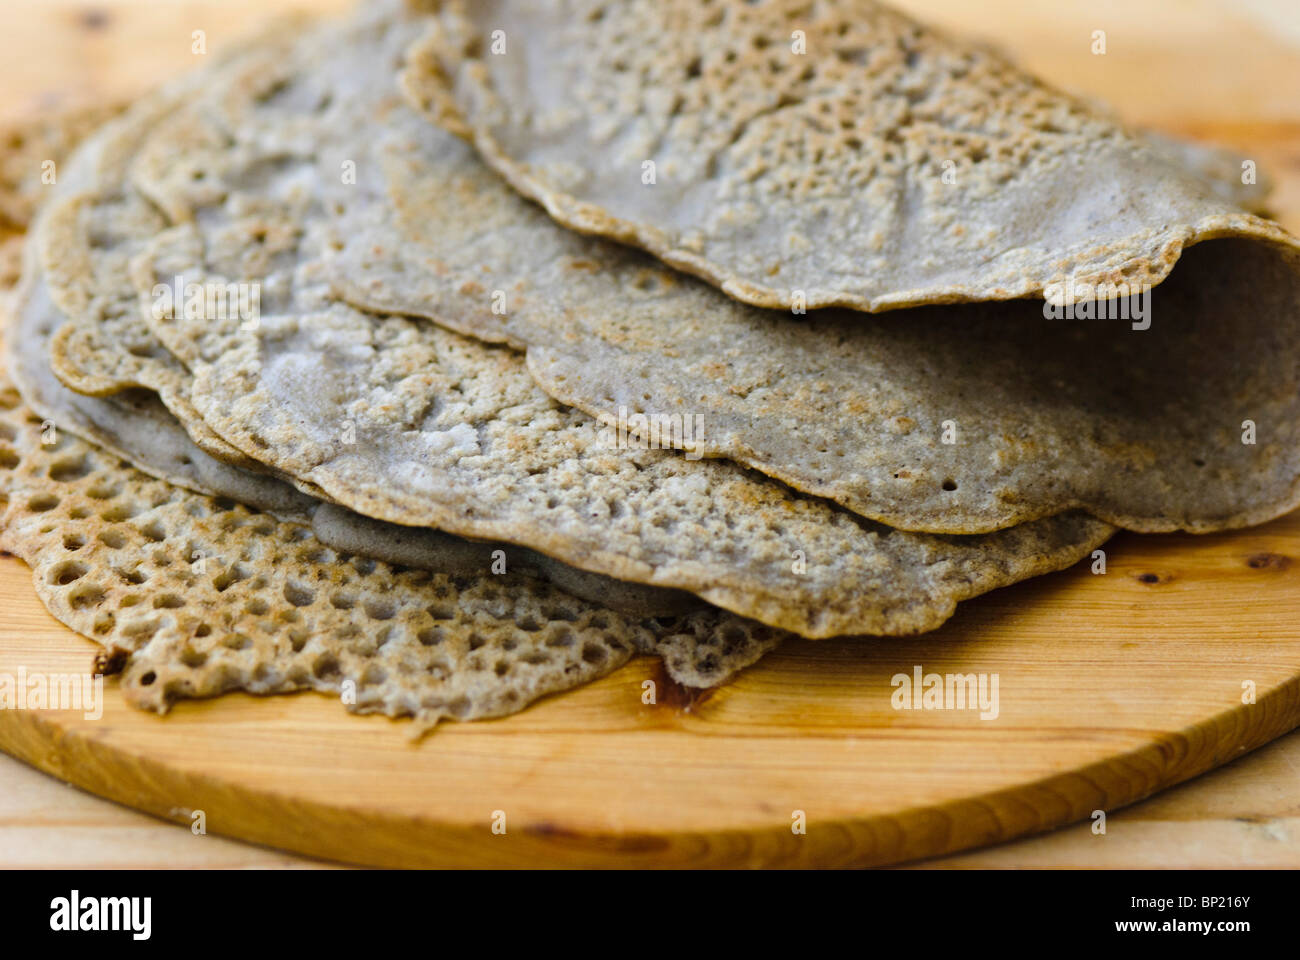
{"left": 1, "top": 0, "right": 1298, "bottom": 868}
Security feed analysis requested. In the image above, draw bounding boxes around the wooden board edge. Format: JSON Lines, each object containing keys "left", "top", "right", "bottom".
{"left": 3, "top": 671, "right": 1298, "bottom": 868}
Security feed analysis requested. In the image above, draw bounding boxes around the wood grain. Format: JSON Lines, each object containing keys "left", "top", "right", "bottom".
{"left": 1, "top": 0, "right": 1299, "bottom": 869}
{"left": 3, "top": 515, "right": 1300, "bottom": 868}
{"left": 917, "top": 728, "right": 1300, "bottom": 868}
{"left": 0, "top": 0, "right": 354, "bottom": 127}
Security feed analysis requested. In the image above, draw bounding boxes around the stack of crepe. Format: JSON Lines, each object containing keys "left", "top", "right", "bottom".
{"left": 2, "top": 0, "right": 1297, "bottom": 732}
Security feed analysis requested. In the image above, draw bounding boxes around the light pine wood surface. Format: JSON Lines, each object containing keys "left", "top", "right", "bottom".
{"left": 4, "top": 514, "right": 1300, "bottom": 868}
{"left": 1, "top": 0, "right": 1299, "bottom": 868}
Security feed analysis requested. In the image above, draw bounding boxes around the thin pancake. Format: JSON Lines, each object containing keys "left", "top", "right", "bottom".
{"left": 408, "top": 0, "right": 1291, "bottom": 312}
{"left": 65, "top": 4, "right": 1112, "bottom": 639}
{"left": 38, "top": 31, "right": 315, "bottom": 483}
{"left": 136, "top": 216, "right": 1111, "bottom": 638}
{"left": 93, "top": 3, "right": 1300, "bottom": 541}
{"left": 0, "top": 54, "right": 708, "bottom": 621}
{"left": 0, "top": 363, "right": 780, "bottom": 728}
{"left": 11, "top": 260, "right": 706, "bottom": 617}
{"left": 286, "top": 29, "right": 1300, "bottom": 536}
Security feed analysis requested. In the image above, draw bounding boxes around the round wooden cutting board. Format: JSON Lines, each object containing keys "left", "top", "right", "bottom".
{"left": 1, "top": 513, "right": 1299, "bottom": 868}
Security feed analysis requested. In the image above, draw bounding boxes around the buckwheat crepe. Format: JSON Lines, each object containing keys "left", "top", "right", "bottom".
{"left": 410, "top": 0, "right": 1291, "bottom": 312}
{"left": 59, "top": 1, "right": 1299, "bottom": 544}
{"left": 136, "top": 215, "right": 1111, "bottom": 637}
{"left": 110, "top": 6, "right": 1113, "bottom": 638}
{"left": 10, "top": 252, "right": 776, "bottom": 676}
{"left": 13, "top": 254, "right": 708, "bottom": 618}
{"left": 9, "top": 262, "right": 319, "bottom": 524}
{"left": 315, "top": 20, "right": 1300, "bottom": 537}
{"left": 38, "top": 34, "right": 313, "bottom": 482}
{"left": 1, "top": 102, "right": 776, "bottom": 697}
{"left": 0, "top": 22, "right": 725, "bottom": 625}
{"left": 0, "top": 358, "right": 782, "bottom": 725}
